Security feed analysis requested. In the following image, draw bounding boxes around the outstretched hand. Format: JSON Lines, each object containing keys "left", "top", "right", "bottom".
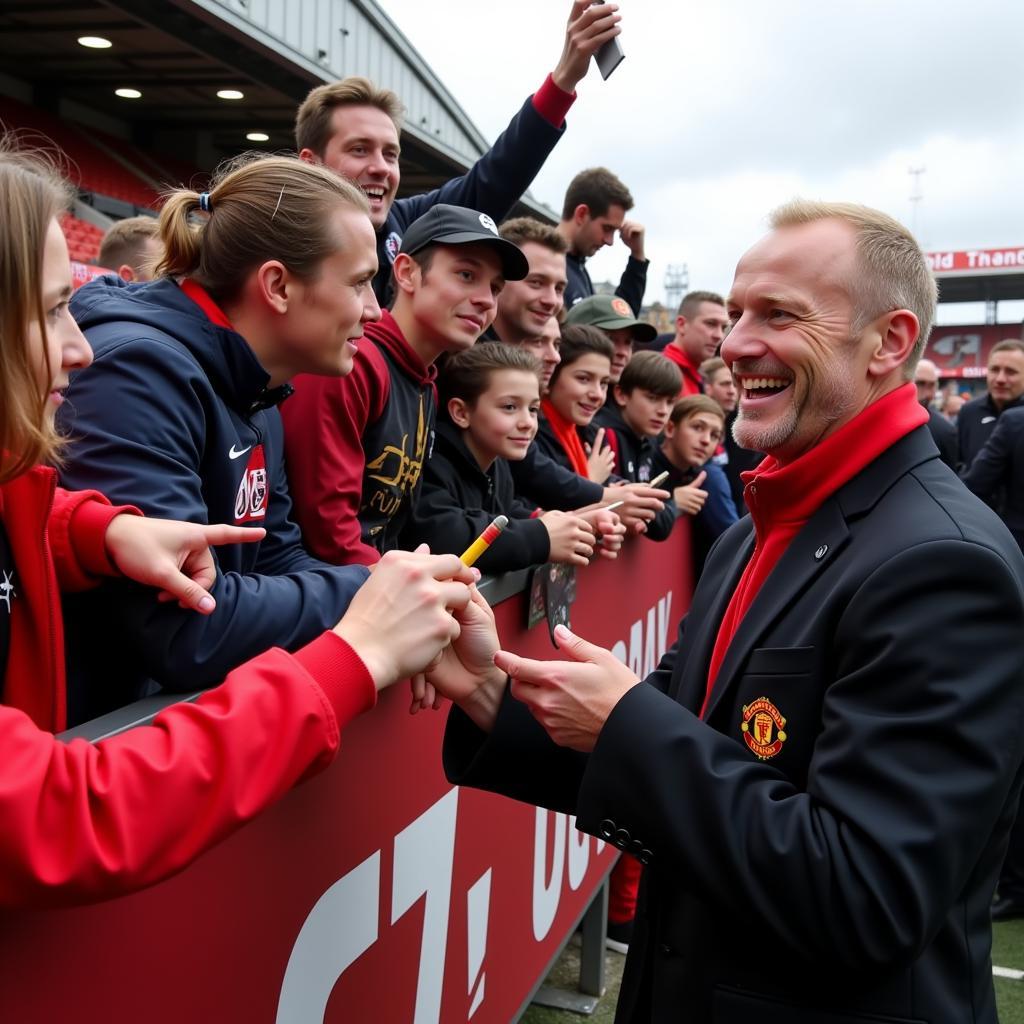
{"left": 552, "top": 0, "right": 623, "bottom": 94}
{"left": 334, "top": 546, "right": 476, "bottom": 691}
{"left": 495, "top": 623, "right": 640, "bottom": 751}
{"left": 603, "top": 481, "right": 670, "bottom": 534}
{"left": 105, "top": 513, "right": 265, "bottom": 614}
{"left": 419, "top": 586, "right": 506, "bottom": 731}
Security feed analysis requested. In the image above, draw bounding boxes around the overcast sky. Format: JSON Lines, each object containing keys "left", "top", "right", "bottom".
{"left": 379, "top": 0, "right": 1024, "bottom": 325}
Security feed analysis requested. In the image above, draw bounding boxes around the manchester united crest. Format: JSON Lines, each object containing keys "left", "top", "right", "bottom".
{"left": 611, "top": 297, "right": 632, "bottom": 317}
{"left": 740, "top": 697, "right": 787, "bottom": 760}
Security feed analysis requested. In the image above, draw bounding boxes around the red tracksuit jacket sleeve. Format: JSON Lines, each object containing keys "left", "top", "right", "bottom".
{"left": 282, "top": 353, "right": 387, "bottom": 567}
{"left": 0, "top": 631, "right": 374, "bottom": 907}
{"left": 47, "top": 487, "right": 141, "bottom": 590}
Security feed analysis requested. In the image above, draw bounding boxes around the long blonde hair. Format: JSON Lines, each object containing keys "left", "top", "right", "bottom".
{"left": 0, "top": 137, "right": 73, "bottom": 482}
{"left": 155, "top": 154, "right": 369, "bottom": 305}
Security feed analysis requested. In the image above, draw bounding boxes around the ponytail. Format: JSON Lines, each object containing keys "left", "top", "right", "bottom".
{"left": 155, "top": 154, "right": 369, "bottom": 304}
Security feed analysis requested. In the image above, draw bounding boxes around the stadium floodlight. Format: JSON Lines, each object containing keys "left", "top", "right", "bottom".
{"left": 115, "top": 88, "right": 142, "bottom": 99}
{"left": 217, "top": 89, "right": 244, "bottom": 100}
{"left": 246, "top": 132, "right": 270, "bottom": 142}
{"left": 78, "top": 36, "right": 112, "bottom": 49}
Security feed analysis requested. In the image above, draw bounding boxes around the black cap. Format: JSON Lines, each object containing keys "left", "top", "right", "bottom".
{"left": 399, "top": 204, "right": 529, "bottom": 280}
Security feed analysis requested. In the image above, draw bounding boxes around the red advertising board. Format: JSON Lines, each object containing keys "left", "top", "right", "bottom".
{"left": 70, "top": 260, "right": 111, "bottom": 289}
{"left": 0, "top": 526, "right": 692, "bottom": 1023}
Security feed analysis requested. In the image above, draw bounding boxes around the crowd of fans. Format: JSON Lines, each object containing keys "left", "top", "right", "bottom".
{"left": 1, "top": 4, "right": 1022, "bottom": 995}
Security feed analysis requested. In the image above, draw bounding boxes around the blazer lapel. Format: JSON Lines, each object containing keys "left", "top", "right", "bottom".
{"left": 670, "top": 526, "right": 755, "bottom": 710}
{"left": 701, "top": 498, "right": 850, "bottom": 723}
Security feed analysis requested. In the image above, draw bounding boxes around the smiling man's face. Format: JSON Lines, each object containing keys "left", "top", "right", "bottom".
{"left": 723, "top": 218, "right": 874, "bottom": 464}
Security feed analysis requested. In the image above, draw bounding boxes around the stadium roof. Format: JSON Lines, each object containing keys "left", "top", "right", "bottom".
{"left": 0, "top": 0, "right": 555, "bottom": 217}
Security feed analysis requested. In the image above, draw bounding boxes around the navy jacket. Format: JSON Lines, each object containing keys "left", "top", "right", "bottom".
{"left": 59, "top": 277, "right": 368, "bottom": 721}
{"left": 958, "top": 392, "right": 1024, "bottom": 471}
{"left": 405, "top": 420, "right": 550, "bottom": 574}
{"left": 964, "top": 405, "right": 1024, "bottom": 551}
{"left": 373, "top": 95, "right": 564, "bottom": 305}
{"left": 446, "top": 427, "right": 1024, "bottom": 1023}
{"left": 564, "top": 250, "right": 649, "bottom": 316}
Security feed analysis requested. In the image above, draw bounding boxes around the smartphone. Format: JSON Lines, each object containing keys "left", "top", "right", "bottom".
{"left": 591, "top": 0, "right": 625, "bottom": 79}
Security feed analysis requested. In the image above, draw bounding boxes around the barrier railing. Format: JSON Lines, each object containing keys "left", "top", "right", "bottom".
{"left": 1, "top": 523, "right": 692, "bottom": 1023}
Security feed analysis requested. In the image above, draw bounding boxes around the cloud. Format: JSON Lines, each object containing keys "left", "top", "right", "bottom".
{"left": 381, "top": 0, "right": 1024, "bottom": 317}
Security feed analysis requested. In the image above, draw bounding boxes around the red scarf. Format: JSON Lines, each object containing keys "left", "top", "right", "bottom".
{"left": 181, "top": 278, "right": 235, "bottom": 328}
{"left": 541, "top": 399, "right": 590, "bottom": 477}
{"left": 700, "top": 383, "right": 928, "bottom": 718}
{"left": 663, "top": 344, "right": 704, "bottom": 397}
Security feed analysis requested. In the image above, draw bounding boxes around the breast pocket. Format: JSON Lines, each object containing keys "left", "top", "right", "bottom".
{"left": 732, "top": 646, "right": 818, "bottom": 784}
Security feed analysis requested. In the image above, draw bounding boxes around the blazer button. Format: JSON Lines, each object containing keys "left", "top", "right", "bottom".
{"left": 599, "top": 819, "right": 616, "bottom": 839}
{"left": 614, "top": 828, "right": 631, "bottom": 848}
{"left": 639, "top": 849, "right": 653, "bottom": 865}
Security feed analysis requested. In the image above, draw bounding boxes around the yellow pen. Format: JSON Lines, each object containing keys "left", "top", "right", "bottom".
{"left": 460, "top": 514, "right": 509, "bottom": 567}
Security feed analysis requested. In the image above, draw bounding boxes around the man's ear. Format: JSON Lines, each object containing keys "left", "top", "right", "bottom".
{"left": 117, "top": 265, "right": 136, "bottom": 283}
{"left": 675, "top": 315, "right": 687, "bottom": 333}
{"left": 297, "top": 148, "right": 320, "bottom": 166}
{"left": 868, "top": 308, "right": 919, "bottom": 379}
{"left": 391, "top": 253, "right": 421, "bottom": 298}
{"left": 253, "top": 260, "right": 290, "bottom": 314}
{"left": 613, "top": 384, "right": 628, "bottom": 408}
{"left": 573, "top": 203, "right": 591, "bottom": 226}
{"left": 447, "top": 396, "right": 471, "bottom": 429}
{"left": 663, "top": 418, "right": 677, "bottom": 439}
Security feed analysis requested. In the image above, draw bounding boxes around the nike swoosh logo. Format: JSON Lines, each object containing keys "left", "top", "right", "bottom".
{"left": 981, "top": 416, "right": 996, "bottom": 424}
{"left": 229, "top": 444, "right": 252, "bottom": 460}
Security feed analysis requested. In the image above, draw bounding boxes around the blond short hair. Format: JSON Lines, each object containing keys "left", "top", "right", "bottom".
{"left": 295, "top": 76, "right": 405, "bottom": 158}
{"left": 770, "top": 199, "right": 937, "bottom": 378}
{"left": 98, "top": 215, "right": 160, "bottom": 273}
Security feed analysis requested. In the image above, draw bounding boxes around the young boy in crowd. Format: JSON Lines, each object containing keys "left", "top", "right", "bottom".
{"left": 601, "top": 351, "right": 681, "bottom": 478}
{"left": 410, "top": 345, "right": 623, "bottom": 574}
{"left": 281, "top": 204, "right": 528, "bottom": 565}
{"left": 650, "top": 395, "right": 739, "bottom": 570}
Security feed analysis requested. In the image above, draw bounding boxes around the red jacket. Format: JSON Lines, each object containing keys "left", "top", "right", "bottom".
{"left": 0, "top": 466, "right": 375, "bottom": 906}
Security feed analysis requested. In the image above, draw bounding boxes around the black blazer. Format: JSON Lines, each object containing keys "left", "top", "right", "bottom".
{"left": 964, "top": 405, "right": 1024, "bottom": 549}
{"left": 445, "top": 427, "right": 1024, "bottom": 1024}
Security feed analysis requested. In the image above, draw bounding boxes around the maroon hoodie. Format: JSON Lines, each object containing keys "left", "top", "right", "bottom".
{"left": 282, "top": 310, "right": 437, "bottom": 566}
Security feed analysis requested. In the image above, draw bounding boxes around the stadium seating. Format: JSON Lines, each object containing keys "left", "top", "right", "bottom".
{"left": 0, "top": 93, "right": 162, "bottom": 210}
{"left": 59, "top": 213, "right": 105, "bottom": 265}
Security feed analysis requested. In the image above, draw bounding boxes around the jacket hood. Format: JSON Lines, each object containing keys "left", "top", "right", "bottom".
{"left": 70, "top": 276, "right": 275, "bottom": 413}
{"left": 363, "top": 310, "right": 437, "bottom": 387}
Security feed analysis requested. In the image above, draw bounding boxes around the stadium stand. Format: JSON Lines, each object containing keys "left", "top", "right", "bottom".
{"left": 0, "top": 93, "right": 162, "bottom": 210}
{"left": 59, "top": 212, "right": 106, "bottom": 265}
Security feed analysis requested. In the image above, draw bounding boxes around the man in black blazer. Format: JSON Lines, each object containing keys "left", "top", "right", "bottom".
{"left": 428, "top": 201, "right": 1024, "bottom": 1024}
